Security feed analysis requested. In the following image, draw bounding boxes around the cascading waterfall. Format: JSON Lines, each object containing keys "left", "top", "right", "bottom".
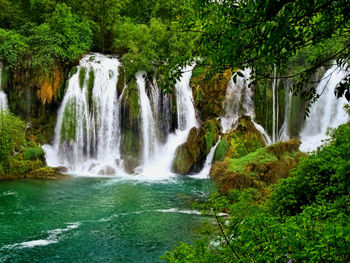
{"left": 300, "top": 65, "right": 349, "bottom": 152}
{"left": 136, "top": 72, "right": 159, "bottom": 163}
{"left": 221, "top": 69, "right": 272, "bottom": 144}
{"left": 44, "top": 54, "right": 122, "bottom": 175}
{"left": 0, "top": 62, "right": 8, "bottom": 111}
{"left": 140, "top": 65, "right": 199, "bottom": 178}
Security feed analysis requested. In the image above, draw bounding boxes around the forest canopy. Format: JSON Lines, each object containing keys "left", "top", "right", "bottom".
{"left": 0, "top": 0, "right": 349, "bottom": 97}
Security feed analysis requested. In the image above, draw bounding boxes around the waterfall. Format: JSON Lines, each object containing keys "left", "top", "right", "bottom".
{"left": 175, "top": 65, "right": 198, "bottom": 130}
{"left": 221, "top": 69, "right": 272, "bottom": 144}
{"left": 139, "top": 65, "right": 198, "bottom": 179}
{"left": 191, "top": 139, "right": 220, "bottom": 179}
{"left": 272, "top": 66, "right": 278, "bottom": 143}
{"left": 0, "top": 62, "right": 8, "bottom": 111}
{"left": 300, "top": 65, "right": 349, "bottom": 152}
{"left": 137, "top": 72, "right": 158, "bottom": 163}
{"left": 44, "top": 54, "right": 122, "bottom": 175}
{"left": 278, "top": 83, "right": 292, "bottom": 142}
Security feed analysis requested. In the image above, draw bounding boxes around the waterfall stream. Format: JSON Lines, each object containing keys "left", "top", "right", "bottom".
{"left": 0, "top": 62, "right": 8, "bottom": 111}
{"left": 300, "top": 65, "right": 349, "bottom": 152}
{"left": 221, "top": 69, "right": 272, "bottom": 144}
{"left": 139, "top": 65, "right": 198, "bottom": 179}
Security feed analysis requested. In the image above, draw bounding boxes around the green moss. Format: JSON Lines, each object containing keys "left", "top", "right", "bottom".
{"left": 89, "top": 56, "right": 95, "bottom": 61}
{"left": 172, "top": 143, "right": 194, "bottom": 175}
{"left": 79, "top": 67, "right": 87, "bottom": 89}
{"left": 60, "top": 99, "right": 77, "bottom": 142}
{"left": 87, "top": 69, "right": 95, "bottom": 109}
{"left": 71, "top": 66, "right": 78, "bottom": 76}
{"left": 124, "top": 78, "right": 140, "bottom": 120}
{"left": 203, "top": 120, "right": 219, "bottom": 154}
{"left": 214, "top": 139, "right": 229, "bottom": 162}
{"left": 22, "top": 146, "right": 44, "bottom": 161}
{"left": 117, "top": 67, "right": 126, "bottom": 95}
{"left": 228, "top": 147, "right": 278, "bottom": 174}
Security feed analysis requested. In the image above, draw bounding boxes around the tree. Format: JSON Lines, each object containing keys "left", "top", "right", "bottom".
{"left": 190, "top": 0, "right": 350, "bottom": 104}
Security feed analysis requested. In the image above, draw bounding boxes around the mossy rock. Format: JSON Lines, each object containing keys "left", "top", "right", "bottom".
{"left": 172, "top": 143, "right": 195, "bottom": 175}
{"left": 186, "top": 127, "right": 200, "bottom": 162}
{"left": 210, "top": 139, "right": 305, "bottom": 194}
{"left": 191, "top": 67, "right": 231, "bottom": 120}
{"left": 213, "top": 139, "right": 230, "bottom": 162}
{"left": 217, "top": 116, "right": 266, "bottom": 161}
{"left": 27, "top": 167, "right": 67, "bottom": 179}
{"left": 172, "top": 118, "right": 221, "bottom": 174}
{"left": 122, "top": 77, "right": 140, "bottom": 121}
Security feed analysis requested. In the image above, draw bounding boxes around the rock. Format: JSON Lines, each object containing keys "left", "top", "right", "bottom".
{"left": 213, "top": 116, "right": 266, "bottom": 162}
{"left": 98, "top": 166, "right": 115, "bottom": 176}
{"left": 210, "top": 139, "right": 305, "bottom": 194}
{"left": 56, "top": 166, "right": 68, "bottom": 173}
{"left": 26, "top": 167, "right": 68, "bottom": 179}
{"left": 172, "top": 119, "right": 221, "bottom": 174}
{"left": 172, "top": 143, "right": 195, "bottom": 175}
{"left": 123, "top": 156, "right": 139, "bottom": 174}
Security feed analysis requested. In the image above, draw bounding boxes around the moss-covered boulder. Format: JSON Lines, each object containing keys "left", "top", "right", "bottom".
{"left": 172, "top": 119, "right": 221, "bottom": 174}
{"left": 191, "top": 66, "right": 231, "bottom": 121}
{"left": 213, "top": 116, "right": 266, "bottom": 162}
{"left": 210, "top": 139, "right": 305, "bottom": 194}
{"left": 172, "top": 143, "right": 195, "bottom": 175}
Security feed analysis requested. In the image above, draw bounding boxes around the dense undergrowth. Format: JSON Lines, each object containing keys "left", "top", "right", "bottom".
{"left": 0, "top": 111, "right": 58, "bottom": 179}
{"left": 163, "top": 106, "right": 350, "bottom": 262}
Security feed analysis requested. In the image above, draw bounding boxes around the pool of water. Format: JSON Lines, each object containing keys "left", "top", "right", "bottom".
{"left": 0, "top": 176, "right": 213, "bottom": 262}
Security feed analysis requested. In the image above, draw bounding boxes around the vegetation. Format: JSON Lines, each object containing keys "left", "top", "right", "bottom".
{"left": 164, "top": 110, "right": 350, "bottom": 262}
{"left": 0, "top": 111, "right": 47, "bottom": 178}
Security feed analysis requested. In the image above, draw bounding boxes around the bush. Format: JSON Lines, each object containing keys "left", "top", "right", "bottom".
{"left": 0, "top": 111, "right": 25, "bottom": 164}
{"left": 22, "top": 146, "right": 44, "bottom": 161}
{"left": 269, "top": 120, "right": 350, "bottom": 216}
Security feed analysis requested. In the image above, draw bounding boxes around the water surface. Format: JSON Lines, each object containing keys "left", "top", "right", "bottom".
{"left": 0, "top": 177, "right": 212, "bottom": 262}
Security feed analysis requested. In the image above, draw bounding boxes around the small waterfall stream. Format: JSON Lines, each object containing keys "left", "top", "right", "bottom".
{"left": 300, "top": 65, "right": 349, "bottom": 152}
{"left": 0, "top": 62, "right": 8, "bottom": 111}
{"left": 137, "top": 72, "right": 158, "bottom": 163}
{"left": 221, "top": 69, "right": 272, "bottom": 144}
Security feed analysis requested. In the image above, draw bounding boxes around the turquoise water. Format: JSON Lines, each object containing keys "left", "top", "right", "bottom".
{"left": 0, "top": 177, "right": 213, "bottom": 262}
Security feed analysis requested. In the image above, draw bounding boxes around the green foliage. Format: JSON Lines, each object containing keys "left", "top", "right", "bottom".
{"left": 269, "top": 119, "right": 350, "bottom": 216}
{"left": 123, "top": 78, "right": 140, "bottom": 120}
{"left": 165, "top": 117, "right": 350, "bottom": 262}
{"left": 0, "top": 111, "right": 25, "bottom": 164}
{"left": 22, "top": 146, "right": 44, "bottom": 161}
{"left": 213, "top": 139, "right": 229, "bottom": 162}
{"left": 0, "top": 29, "right": 28, "bottom": 67}
{"left": 228, "top": 147, "right": 277, "bottom": 174}
{"left": 192, "top": 0, "right": 350, "bottom": 104}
